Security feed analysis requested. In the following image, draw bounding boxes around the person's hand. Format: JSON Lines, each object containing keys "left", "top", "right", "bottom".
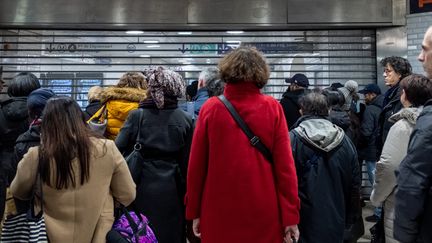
{"left": 284, "top": 225, "right": 299, "bottom": 243}
{"left": 192, "top": 218, "right": 201, "bottom": 238}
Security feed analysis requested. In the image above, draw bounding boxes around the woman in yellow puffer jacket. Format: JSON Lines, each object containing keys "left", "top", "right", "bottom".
{"left": 90, "top": 72, "right": 147, "bottom": 140}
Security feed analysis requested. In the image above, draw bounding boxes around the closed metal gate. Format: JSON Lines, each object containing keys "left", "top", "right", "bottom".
{"left": 1, "top": 29, "right": 376, "bottom": 105}
{"left": 0, "top": 29, "right": 376, "bottom": 197}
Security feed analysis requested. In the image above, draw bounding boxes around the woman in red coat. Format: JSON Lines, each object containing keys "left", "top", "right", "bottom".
{"left": 185, "top": 47, "right": 300, "bottom": 243}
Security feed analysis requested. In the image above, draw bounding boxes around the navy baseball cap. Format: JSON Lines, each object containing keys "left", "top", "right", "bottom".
{"left": 359, "top": 83, "right": 381, "bottom": 95}
{"left": 285, "top": 73, "right": 309, "bottom": 87}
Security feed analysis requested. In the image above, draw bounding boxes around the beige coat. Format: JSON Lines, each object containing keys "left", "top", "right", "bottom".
{"left": 371, "top": 107, "right": 421, "bottom": 243}
{"left": 10, "top": 138, "right": 136, "bottom": 243}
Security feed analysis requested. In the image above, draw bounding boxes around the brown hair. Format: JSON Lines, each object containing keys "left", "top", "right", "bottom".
{"left": 400, "top": 74, "right": 432, "bottom": 107}
{"left": 218, "top": 46, "right": 270, "bottom": 88}
{"left": 40, "top": 96, "right": 101, "bottom": 189}
{"left": 117, "top": 72, "right": 148, "bottom": 89}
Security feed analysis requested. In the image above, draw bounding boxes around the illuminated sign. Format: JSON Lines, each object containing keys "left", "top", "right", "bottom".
{"left": 411, "top": 0, "right": 432, "bottom": 14}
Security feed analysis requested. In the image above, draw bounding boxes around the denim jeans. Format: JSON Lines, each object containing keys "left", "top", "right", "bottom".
{"left": 365, "top": 160, "right": 376, "bottom": 185}
{"left": 365, "top": 160, "right": 382, "bottom": 217}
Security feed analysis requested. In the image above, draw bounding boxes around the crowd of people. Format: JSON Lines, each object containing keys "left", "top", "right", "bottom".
{"left": 0, "top": 27, "right": 431, "bottom": 243}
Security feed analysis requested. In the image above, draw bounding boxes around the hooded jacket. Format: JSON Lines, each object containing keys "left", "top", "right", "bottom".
{"left": 89, "top": 87, "right": 147, "bottom": 140}
{"left": 371, "top": 107, "right": 421, "bottom": 243}
{"left": 290, "top": 116, "right": 361, "bottom": 243}
{"left": 394, "top": 100, "right": 432, "bottom": 243}
{"left": 280, "top": 88, "right": 308, "bottom": 130}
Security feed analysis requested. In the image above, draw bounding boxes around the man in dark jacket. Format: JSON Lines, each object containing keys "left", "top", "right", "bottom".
{"left": 290, "top": 92, "right": 362, "bottom": 243}
{"left": 394, "top": 98, "right": 432, "bottom": 243}
{"left": 378, "top": 56, "right": 412, "bottom": 153}
{"left": 394, "top": 26, "right": 432, "bottom": 243}
{"left": 280, "top": 73, "right": 309, "bottom": 130}
{"left": 358, "top": 84, "right": 384, "bottom": 222}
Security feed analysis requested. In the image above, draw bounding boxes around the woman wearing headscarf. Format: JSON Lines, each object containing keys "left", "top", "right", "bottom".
{"left": 185, "top": 47, "right": 300, "bottom": 243}
{"left": 115, "top": 67, "right": 194, "bottom": 243}
{"left": 89, "top": 72, "right": 148, "bottom": 140}
{"left": 11, "top": 97, "right": 136, "bottom": 242}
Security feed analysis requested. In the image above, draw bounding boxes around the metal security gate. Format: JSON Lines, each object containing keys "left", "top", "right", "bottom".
{"left": 0, "top": 29, "right": 376, "bottom": 197}
{"left": 1, "top": 29, "right": 376, "bottom": 107}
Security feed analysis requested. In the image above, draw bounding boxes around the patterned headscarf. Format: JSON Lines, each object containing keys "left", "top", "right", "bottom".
{"left": 143, "top": 67, "right": 185, "bottom": 109}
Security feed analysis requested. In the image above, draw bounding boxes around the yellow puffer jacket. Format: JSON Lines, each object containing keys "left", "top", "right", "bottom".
{"left": 89, "top": 87, "right": 147, "bottom": 140}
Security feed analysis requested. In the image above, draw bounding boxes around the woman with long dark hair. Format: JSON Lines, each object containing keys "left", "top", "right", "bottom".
{"left": 11, "top": 97, "right": 136, "bottom": 242}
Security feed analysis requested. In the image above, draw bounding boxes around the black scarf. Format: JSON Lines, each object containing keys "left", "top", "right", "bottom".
{"left": 139, "top": 97, "right": 178, "bottom": 109}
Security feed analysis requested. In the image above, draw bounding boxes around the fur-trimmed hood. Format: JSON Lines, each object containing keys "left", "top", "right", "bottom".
{"left": 100, "top": 87, "right": 147, "bottom": 103}
{"left": 389, "top": 106, "right": 423, "bottom": 125}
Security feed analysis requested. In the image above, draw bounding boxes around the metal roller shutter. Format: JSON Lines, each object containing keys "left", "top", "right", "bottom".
{"left": 1, "top": 29, "right": 376, "bottom": 107}
{"left": 0, "top": 29, "right": 376, "bottom": 198}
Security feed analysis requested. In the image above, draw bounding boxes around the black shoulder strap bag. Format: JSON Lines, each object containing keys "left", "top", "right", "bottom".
{"left": 125, "top": 108, "right": 145, "bottom": 183}
{"left": 217, "top": 95, "right": 273, "bottom": 163}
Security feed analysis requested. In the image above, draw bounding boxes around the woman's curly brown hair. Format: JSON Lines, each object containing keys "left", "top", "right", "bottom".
{"left": 117, "top": 72, "right": 148, "bottom": 89}
{"left": 218, "top": 46, "right": 270, "bottom": 88}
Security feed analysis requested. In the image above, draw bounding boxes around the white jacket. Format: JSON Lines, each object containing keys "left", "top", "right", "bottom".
{"left": 371, "top": 107, "right": 422, "bottom": 243}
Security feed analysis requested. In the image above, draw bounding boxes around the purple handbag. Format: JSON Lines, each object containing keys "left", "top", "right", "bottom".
{"left": 107, "top": 206, "right": 157, "bottom": 243}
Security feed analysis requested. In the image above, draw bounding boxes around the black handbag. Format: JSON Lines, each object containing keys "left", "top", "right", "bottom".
{"left": 370, "top": 210, "right": 385, "bottom": 243}
{"left": 217, "top": 95, "right": 273, "bottom": 163}
{"left": 344, "top": 215, "right": 365, "bottom": 242}
{"left": 125, "top": 109, "right": 145, "bottom": 183}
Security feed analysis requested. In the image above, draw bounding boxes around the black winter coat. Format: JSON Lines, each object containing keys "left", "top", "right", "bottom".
{"left": 83, "top": 101, "right": 102, "bottom": 121}
{"left": 290, "top": 116, "right": 361, "bottom": 243}
{"left": 115, "top": 106, "right": 193, "bottom": 243}
{"left": 280, "top": 89, "right": 307, "bottom": 130}
{"left": 15, "top": 124, "right": 41, "bottom": 162}
{"left": 394, "top": 99, "right": 432, "bottom": 243}
{"left": 379, "top": 85, "right": 403, "bottom": 152}
{"left": 13, "top": 124, "right": 41, "bottom": 213}
{"left": 358, "top": 95, "right": 384, "bottom": 161}
{"left": 0, "top": 97, "right": 29, "bottom": 220}
{"left": 328, "top": 107, "right": 361, "bottom": 146}
{"left": 329, "top": 108, "right": 351, "bottom": 131}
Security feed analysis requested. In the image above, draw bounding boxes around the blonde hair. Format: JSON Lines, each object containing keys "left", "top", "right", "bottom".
{"left": 117, "top": 72, "right": 148, "bottom": 89}
{"left": 87, "top": 86, "right": 103, "bottom": 102}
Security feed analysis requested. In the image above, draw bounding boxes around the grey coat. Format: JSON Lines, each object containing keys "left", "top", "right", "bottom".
{"left": 371, "top": 107, "right": 422, "bottom": 243}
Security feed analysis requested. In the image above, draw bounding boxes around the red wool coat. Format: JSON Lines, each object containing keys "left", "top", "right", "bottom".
{"left": 186, "top": 82, "right": 300, "bottom": 243}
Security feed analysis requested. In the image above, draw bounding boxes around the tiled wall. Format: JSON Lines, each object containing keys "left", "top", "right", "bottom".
{"left": 407, "top": 12, "right": 432, "bottom": 75}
